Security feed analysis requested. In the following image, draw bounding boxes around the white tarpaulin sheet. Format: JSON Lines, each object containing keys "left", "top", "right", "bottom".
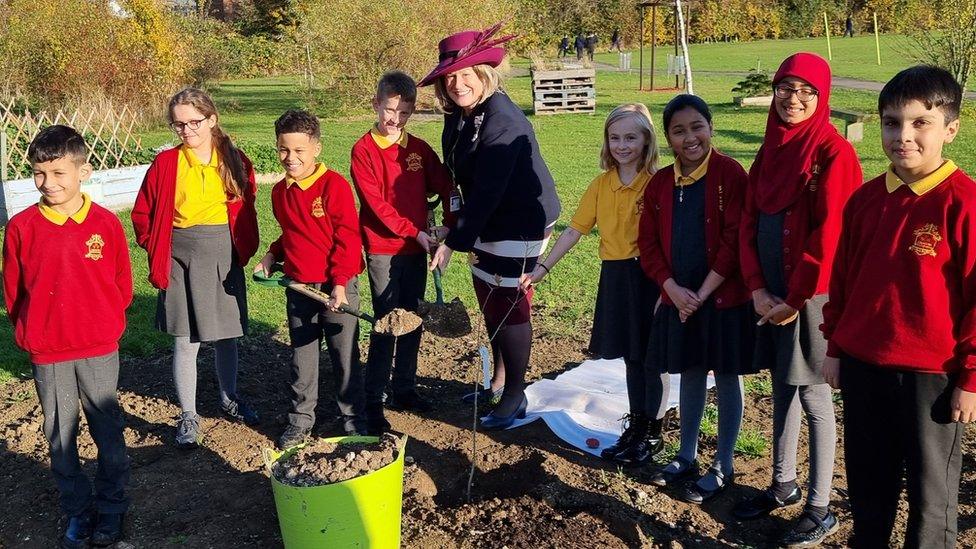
{"left": 500, "top": 358, "right": 713, "bottom": 457}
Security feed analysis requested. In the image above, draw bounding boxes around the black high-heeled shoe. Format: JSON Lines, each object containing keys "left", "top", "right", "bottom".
{"left": 480, "top": 395, "right": 527, "bottom": 430}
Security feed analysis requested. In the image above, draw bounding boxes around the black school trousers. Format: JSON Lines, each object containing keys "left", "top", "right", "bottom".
{"left": 840, "top": 355, "right": 964, "bottom": 549}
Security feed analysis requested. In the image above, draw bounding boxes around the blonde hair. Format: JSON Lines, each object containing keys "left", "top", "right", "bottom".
{"left": 600, "top": 103, "right": 659, "bottom": 175}
{"left": 433, "top": 64, "right": 503, "bottom": 113}
{"left": 168, "top": 87, "right": 246, "bottom": 199}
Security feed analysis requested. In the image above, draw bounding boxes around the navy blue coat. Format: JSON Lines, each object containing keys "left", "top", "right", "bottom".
{"left": 442, "top": 92, "right": 561, "bottom": 253}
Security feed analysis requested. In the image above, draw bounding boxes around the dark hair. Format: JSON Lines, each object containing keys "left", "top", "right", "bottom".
{"left": 663, "top": 94, "right": 712, "bottom": 133}
{"left": 376, "top": 71, "right": 417, "bottom": 103}
{"left": 28, "top": 125, "right": 88, "bottom": 164}
{"left": 274, "top": 109, "right": 321, "bottom": 140}
{"left": 878, "top": 65, "right": 962, "bottom": 123}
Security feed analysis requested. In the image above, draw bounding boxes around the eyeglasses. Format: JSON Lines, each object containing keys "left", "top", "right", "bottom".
{"left": 773, "top": 85, "right": 818, "bottom": 102}
{"left": 169, "top": 118, "right": 209, "bottom": 133}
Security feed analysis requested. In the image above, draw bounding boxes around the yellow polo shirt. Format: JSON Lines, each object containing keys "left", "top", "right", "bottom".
{"left": 885, "top": 160, "right": 957, "bottom": 196}
{"left": 39, "top": 192, "right": 92, "bottom": 225}
{"left": 569, "top": 168, "right": 652, "bottom": 260}
{"left": 674, "top": 148, "right": 711, "bottom": 186}
{"left": 286, "top": 163, "right": 328, "bottom": 191}
{"left": 173, "top": 147, "right": 229, "bottom": 228}
{"left": 369, "top": 127, "right": 408, "bottom": 150}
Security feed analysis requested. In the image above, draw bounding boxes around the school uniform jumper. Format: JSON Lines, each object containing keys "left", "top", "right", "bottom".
{"left": 351, "top": 129, "right": 457, "bottom": 404}
{"left": 442, "top": 91, "right": 561, "bottom": 329}
{"left": 268, "top": 164, "right": 366, "bottom": 431}
{"left": 639, "top": 149, "right": 754, "bottom": 476}
{"left": 3, "top": 195, "right": 132, "bottom": 517}
{"left": 569, "top": 168, "right": 661, "bottom": 416}
{"left": 822, "top": 163, "right": 976, "bottom": 548}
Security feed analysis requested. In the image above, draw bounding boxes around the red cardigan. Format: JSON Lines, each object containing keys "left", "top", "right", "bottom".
{"left": 638, "top": 150, "right": 751, "bottom": 308}
{"left": 131, "top": 147, "right": 260, "bottom": 289}
{"left": 3, "top": 203, "right": 133, "bottom": 363}
{"left": 739, "top": 132, "right": 862, "bottom": 310}
{"left": 822, "top": 168, "right": 976, "bottom": 391}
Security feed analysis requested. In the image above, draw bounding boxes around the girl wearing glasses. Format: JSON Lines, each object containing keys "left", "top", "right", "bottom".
{"left": 734, "top": 53, "right": 862, "bottom": 546}
{"left": 132, "top": 88, "right": 261, "bottom": 448}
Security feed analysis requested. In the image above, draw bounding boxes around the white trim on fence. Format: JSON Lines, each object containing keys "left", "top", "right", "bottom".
{"left": 1, "top": 164, "right": 149, "bottom": 225}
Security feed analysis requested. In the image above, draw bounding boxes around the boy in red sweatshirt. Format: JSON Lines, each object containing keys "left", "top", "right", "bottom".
{"left": 821, "top": 65, "right": 974, "bottom": 548}
{"left": 3, "top": 126, "right": 132, "bottom": 548}
{"left": 350, "top": 71, "right": 457, "bottom": 433}
{"left": 255, "top": 110, "right": 367, "bottom": 449}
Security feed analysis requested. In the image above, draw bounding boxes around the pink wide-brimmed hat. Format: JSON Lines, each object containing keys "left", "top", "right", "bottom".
{"left": 418, "top": 21, "right": 516, "bottom": 87}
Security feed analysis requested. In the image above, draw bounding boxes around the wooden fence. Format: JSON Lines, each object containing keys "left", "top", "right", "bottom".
{"left": 0, "top": 98, "right": 144, "bottom": 182}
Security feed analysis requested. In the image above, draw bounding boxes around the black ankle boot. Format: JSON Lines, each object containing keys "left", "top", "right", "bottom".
{"left": 615, "top": 418, "right": 663, "bottom": 466}
{"left": 600, "top": 413, "right": 648, "bottom": 461}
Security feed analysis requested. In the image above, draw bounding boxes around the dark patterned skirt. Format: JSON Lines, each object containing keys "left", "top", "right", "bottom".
{"left": 647, "top": 299, "right": 757, "bottom": 375}
{"left": 588, "top": 258, "right": 658, "bottom": 364}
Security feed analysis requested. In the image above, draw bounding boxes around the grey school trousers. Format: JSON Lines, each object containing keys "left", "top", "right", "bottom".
{"left": 285, "top": 279, "right": 365, "bottom": 429}
{"left": 32, "top": 352, "right": 130, "bottom": 517}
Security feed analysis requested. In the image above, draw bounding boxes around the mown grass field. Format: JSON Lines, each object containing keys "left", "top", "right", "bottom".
{"left": 2, "top": 46, "right": 975, "bottom": 383}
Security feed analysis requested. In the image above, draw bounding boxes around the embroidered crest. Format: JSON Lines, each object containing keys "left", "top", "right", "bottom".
{"left": 311, "top": 197, "right": 325, "bottom": 218}
{"left": 808, "top": 164, "right": 821, "bottom": 192}
{"left": 406, "top": 152, "right": 423, "bottom": 172}
{"left": 635, "top": 197, "right": 645, "bottom": 215}
{"left": 909, "top": 223, "right": 942, "bottom": 257}
{"left": 85, "top": 234, "right": 105, "bottom": 261}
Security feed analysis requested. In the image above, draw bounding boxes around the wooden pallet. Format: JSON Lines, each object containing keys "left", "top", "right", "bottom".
{"left": 531, "top": 68, "right": 596, "bottom": 115}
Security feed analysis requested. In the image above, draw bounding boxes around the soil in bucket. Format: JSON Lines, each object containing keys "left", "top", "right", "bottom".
{"left": 272, "top": 433, "right": 400, "bottom": 487}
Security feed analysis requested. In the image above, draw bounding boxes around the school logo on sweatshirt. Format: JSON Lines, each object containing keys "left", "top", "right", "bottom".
{"left": 406, "top": 153, "right": 423, "bottom": 172}
{"left": 909, "top": 223, "right": 941, "bottom": 257}
{"left": 635, "top": 196, "right": 645, "bottom": 215}
{"left": 85, "top": 234, "right": 105, "bottom": 261}
{"left": 311, "top": 197, "right": 325, "bottom": 218}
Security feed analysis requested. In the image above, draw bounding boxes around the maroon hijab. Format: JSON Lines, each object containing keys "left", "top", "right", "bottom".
{"left": 753, "top": 52, "right": 839, "bottom": 213}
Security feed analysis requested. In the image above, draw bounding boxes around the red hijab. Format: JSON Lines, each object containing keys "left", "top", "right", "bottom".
{"left": 753, "top": 52, "right": 839, "bottom": 213}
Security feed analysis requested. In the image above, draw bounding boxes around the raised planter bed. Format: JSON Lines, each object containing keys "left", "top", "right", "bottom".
{"left": 733, "top": 95, "right": 774, "bottom": 107}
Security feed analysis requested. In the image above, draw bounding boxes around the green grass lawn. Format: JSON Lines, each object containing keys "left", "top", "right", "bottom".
{"left": 2, "top": 62, "right": 975, "bottom": 383}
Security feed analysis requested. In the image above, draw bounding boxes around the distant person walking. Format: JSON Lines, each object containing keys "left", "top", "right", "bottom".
{"left": 610, "top": 29, "right": 622, "bottom": 52}
{"left": 844, "top": 15, "right": 854, "bottom": 37}
{"left": 559, "top": 35, "right": 570, "bottom": 58}
{"left": 575, "top": 33, "right": 586, "bottom": 61}
{"left": 586, "top": 32, "right": 597, "bottom": 62}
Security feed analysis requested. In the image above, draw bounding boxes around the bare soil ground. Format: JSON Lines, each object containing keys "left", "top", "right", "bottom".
{"left": 2, "top": 320, "right": 975, "bottom": 548}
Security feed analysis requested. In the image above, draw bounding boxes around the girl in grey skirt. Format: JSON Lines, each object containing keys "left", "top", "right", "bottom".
{"left": 132, "top": 88, "right": 261, "bottom": 448}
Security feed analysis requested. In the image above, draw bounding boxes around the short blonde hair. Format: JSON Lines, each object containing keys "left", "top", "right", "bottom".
{"left": 600, "top": 103, "right": 659, "bottom": 175}
{"left": 433, "top": 64, "right": 503, "bottom": 113}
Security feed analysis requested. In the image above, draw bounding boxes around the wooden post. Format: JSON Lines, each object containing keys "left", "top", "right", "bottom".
{"left": 651, "top": 6, "right": 657, "bottom": 91}
{"left": 874, "top": 12, "right": 881, "bottom": 65}
{"left": 1, "top": 131, "right": 6, "bottom": 184}
{"left": 674, "top": 3, "right": 679, "bottom": 88}
{"left": 823, "top": 12, "right": 833, "bottom": 60}
{"left": 639, "top": 4, "right": 645, "bottom": 90}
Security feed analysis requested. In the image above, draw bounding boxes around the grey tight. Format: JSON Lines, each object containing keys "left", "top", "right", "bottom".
{"left": 172, "top": 336, "right": 239, "bottom": 414}
{"left": 675, "top": 367, "right": 744, "bottom": 476}
{"left": 772, "top": 378, "right": 836, "bottom": 507}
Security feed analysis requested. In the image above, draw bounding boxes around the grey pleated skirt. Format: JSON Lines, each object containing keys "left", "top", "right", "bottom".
{"left": 156, "top": 224, "right": 247, "bottom": 342}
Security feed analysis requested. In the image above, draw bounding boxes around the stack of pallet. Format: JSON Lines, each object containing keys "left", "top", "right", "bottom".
{"left": 531, "top": 68, "right": 596, "bottom": 115}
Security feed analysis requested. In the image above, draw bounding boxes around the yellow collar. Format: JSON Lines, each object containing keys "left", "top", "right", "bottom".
{"left": 611, "top": 168, "right": 651, "bottom": 193}
{"left": 39, "top": 192, "right": 92, "bottom": 225}
{"left": 885, "top": 160, "right": 957, "bottom": 196}
{"left": 674, "top": 148, "right": 712, "bottom": 187}
{"left": 286, "top": 163, "right": 327, "bottom": 191}
{"left": 183, "top": 146, "right": 219, "bottom": 169}
{"left": 370, "top": 127, "right": 408, "bottom": 150}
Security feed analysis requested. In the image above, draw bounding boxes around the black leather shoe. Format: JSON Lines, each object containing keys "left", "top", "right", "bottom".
{"left": 780, "top": 510, "right": 839, "bottom": 547}
{"left": 365, "top": 404, "right": 391, "bottom": 436}
{"left": 679, "top": 467, "right": 733, "bottom": 505}
{"left": 91, "top": 512, "right": 124, "bottom": 547}
{"left": 61, "top": 509, "right": 95, "bottom": 549}
{"left": 648, "top": 457, "right": 699, "bottom": 487}
{"left": 600, "top": 413, "right": 647, "bottom": 461}
{"left": 732, "top": 486, "right": 803, "bottom": 520}
{"left": 615, "top": 418, "right": 664, "bottom": 466}
{"left": 387, "top": 391, "right": 432, "bottom": 413}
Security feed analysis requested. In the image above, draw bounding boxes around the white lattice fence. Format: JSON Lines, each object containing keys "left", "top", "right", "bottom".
{"left": 0, "top": 99, "right": 143, "bottom": 181}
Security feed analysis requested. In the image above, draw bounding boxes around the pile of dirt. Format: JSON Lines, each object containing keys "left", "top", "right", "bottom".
{"left": 373, "top": 308, "right": 423, "bottom": 337}
{"left": 272, "top": 433, "right": 400, "bottom": 487}
{"left": 418, "top": 297, "right": 472, "bottom": 338}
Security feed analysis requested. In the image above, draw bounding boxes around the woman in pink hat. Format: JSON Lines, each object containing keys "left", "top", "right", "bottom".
{"left": 421, "top": 23, "right": 561, "bottom": 430}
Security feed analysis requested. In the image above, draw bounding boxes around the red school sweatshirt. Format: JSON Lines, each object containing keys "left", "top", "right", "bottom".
{"left": 131, "top": 147, "right": 260, "bottom": 290}
{"left": 639, "top": 149, "right": 751, "bottom": 308}
{"left": 350, "top": 131, "right": 458, "bottom": 255}
{"left": 267, "top": 168, "right": 365, "bottom": 285}
{"left": 3, "top": 201, "right": 133, "bottom": 363}
{"left": 821, "top": 165, "right": 976, "bottom": 391}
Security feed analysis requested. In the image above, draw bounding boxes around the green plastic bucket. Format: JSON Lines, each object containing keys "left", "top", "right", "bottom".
{"left": 264, "top": 435, "right": 408, "bottom": 549}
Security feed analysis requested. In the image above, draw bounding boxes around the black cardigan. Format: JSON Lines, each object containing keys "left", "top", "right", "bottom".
{"left": 442, "top": 92, "right": 561, "bottom": 252}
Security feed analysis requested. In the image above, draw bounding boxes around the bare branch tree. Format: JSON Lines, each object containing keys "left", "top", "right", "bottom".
{"left": 911, "top": 0, "right": 976, "bottom": 90}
